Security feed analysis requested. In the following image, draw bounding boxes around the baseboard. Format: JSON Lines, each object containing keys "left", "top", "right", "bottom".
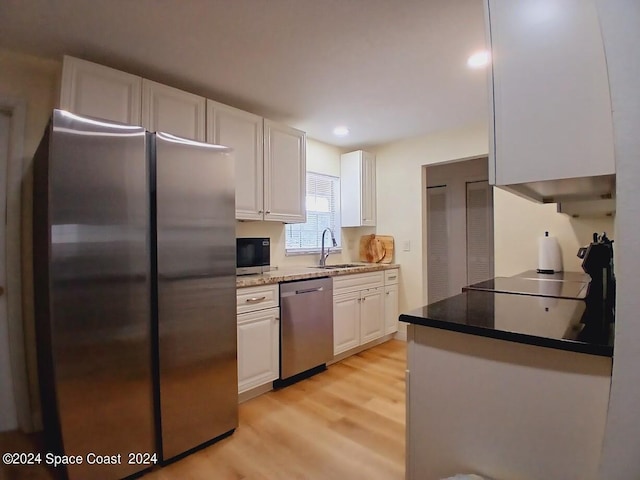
{"left": 238, "top": 382, "right": 274, "bottom": 404}
{"left": 329, "top": 333, "right": 398, "bottom": 365}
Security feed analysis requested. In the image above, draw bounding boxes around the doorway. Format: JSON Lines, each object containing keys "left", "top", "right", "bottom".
{"left": 0, "top": 97, "right": 30, "bottom": 433}
{"left": 0, "top": 109, "right": 18, "bottom": 431}
{"left": 425, "top": 157, "right": 494, "bottom": 304}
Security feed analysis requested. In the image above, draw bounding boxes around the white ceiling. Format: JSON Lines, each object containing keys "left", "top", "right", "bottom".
{"left": 0, "top": 0, "right": 489, "bottom": 148}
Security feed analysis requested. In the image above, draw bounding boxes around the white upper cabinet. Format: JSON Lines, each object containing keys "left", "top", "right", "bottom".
{"left": 207, "top": 100, "right": 264, "bottom": 220}
{"left": 341, "top": 150, "right": 376, "bottom": 227}
{"left": 207, "top": 104, "right": 305, "bottom": 223}
{"left": 142, "top": 80, "right": 206, "bottom": 141}
{"left": 60, "top": 56, "right": 142, "bottom": 125}
{"left": 263, "top": 120, "right": 306, "bottom": 223}
{"left": 486, "top": 0, "right": 615, "bottom": 187}
{"left": 60, "top": 57, "right": 306, "bottom": 221}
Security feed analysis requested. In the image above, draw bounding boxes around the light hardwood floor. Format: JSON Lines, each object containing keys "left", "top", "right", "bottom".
{"left": 0, "top": 339, "right": 406, "bottom": 480}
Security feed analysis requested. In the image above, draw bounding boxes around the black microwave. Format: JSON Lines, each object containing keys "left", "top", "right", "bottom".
{"left": 236, "top": 237, "right": 271, "bottom": 275}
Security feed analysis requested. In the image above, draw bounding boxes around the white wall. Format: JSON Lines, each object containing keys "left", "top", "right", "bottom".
{"left": 236, "top": 138, "right": 371, "bottom": 268}
{"left": 374, "top": 123, "right": 489, "bottom": 315}
{"left": 494, "top": 189, "right": 615, "bottom": 276}
{"left": 595, "top": 1, "right": 640, "bottom": 478}
{"left": 0, "top": 48, "right": 60, "bottom": 430}
{"left": 374, "top": 123, "right": 618, "bottom": 349}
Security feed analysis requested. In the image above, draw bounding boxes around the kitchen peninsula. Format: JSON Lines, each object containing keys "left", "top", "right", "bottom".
{"left": 401, "top": 283, "right": 613, "bottom": 480}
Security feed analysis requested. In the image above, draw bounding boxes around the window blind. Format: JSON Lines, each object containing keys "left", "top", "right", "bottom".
{"left": 285, "top": 172, "right": 341, "bottom": 253}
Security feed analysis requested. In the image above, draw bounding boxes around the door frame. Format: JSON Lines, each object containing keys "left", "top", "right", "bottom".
{"left": 0, "top": 95, "right": 31, "bottom": 432}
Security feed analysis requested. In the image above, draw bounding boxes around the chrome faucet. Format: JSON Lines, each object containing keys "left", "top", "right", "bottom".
{"left": 319, "top": 227, "right": 337, "bottom": 266}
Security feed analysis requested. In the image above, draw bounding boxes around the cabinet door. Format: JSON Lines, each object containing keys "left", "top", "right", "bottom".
{"left": 340, "top": 150, "right": 376, "bottom": 227}
{"left": 361, "top": 151, "right": 377, "bottom": 226}
{"left": 207, "top": 100, "right": 264, "bottom": 220}
{"left": 384, "top": 284, "right": 399, "bottom": 335}
{"left": 488, "top": 0, "right": 614, "bottom": 185}
{"left": 60, "top": 56, "right": 142, "bottom": 125}
{"left": 237, "top": 308, "right": 279, "bottom": 393}
{"left": 360, "top": 287, "right": 385, "bottom": 344}
{"left": 142, "top": 80, "right": 206, "bottom": 141}
{"left": 333, "top": 292, "right": 360, "bottom": 355}
{"left": 263, "top": 120, "right": 306, "bottom": 223}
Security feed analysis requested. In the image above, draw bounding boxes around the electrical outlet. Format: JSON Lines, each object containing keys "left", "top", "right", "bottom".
{"left": 403, "top": 240, "right": 411, "bottom": 252}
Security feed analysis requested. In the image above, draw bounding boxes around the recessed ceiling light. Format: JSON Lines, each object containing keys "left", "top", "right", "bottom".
{"left": 467, "top": 50, "right": 491, "bottom": 69}
{"left": 333, "top": 126, "right": 350, "bottom": 137}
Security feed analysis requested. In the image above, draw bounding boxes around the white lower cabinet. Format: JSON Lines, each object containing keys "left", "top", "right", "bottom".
{"left": 333, "top": 291, "right": 361, "bottom": 354}
{"left": 236, "top": 284, "right": 280, "bottom": 394}
{"left": 384, "top": 268, "right": 399, "bottom": 335}
{"left": 384, "top": 284, "right": 399, "bottom": 335}
{"left": 237, "top": 307, "right": 279, "bottom": 393}
{"left": 333, "top": 271, "right": 387, "bottom": 356}
{"left": 360, "top": 287, "right": 385, "bottom": 344}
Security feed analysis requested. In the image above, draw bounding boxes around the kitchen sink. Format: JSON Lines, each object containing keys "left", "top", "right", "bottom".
{"left": 309, "top": 263, "right": 364, "bottom": 270}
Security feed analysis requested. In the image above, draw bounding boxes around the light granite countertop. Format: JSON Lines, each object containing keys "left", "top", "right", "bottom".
{"left": 236, "top": 263, "right": 400, "bottom": 287}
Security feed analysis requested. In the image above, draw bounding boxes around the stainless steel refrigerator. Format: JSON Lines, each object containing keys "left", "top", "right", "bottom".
{"left": 33, "top": 110, "right": 238, "bottom": 480}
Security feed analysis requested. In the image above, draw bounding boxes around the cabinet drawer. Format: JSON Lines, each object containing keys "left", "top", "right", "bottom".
{"left": 237, "top": 284, "right": 279, "bottom": 314}
{"left": 384, "top": 269, "right": 399, "bottom": 285}
{"left": 333, "top": 271, "right": 384, "bottom": 295}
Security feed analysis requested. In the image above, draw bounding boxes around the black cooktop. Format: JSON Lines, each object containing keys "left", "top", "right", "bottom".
{"left": 464, "top": 276, "right": 589, "bottom": 299}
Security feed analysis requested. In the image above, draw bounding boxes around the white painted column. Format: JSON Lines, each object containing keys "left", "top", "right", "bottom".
{"left": 595, "top": 1, "right": 640, "bottom": 478}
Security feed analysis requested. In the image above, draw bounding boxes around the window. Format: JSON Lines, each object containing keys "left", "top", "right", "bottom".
{"left": 285, "top": 172, "right": 341, "bottom": 254}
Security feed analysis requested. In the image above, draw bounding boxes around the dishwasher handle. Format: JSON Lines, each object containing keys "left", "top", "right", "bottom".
{"left": 296, "top": 286, "right": 324, "bottom": 295}
{"left": 281, "top": 286, "right": 325, "bottom": 297}
{"left": 280, "top": 277, "right": 332, "bottom": 298}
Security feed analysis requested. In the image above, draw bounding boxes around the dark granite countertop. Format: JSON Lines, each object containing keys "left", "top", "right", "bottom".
{"left": 400, "top": 290, "right": 613, "bottom": 357}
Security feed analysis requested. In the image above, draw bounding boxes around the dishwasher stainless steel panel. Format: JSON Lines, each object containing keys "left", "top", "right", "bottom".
{"left": 279, "top": 277, "right": 333, "bottom": 380}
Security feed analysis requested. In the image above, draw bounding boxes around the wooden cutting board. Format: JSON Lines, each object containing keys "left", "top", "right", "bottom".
{"left": 359, "top": 235, "right": 394, "bottom": 263}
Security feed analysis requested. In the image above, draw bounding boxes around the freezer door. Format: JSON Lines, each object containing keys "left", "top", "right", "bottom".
{"left": 35, "top": 110, "right": 155, "bottom": 480}
{"left": 155, "top": 133, "right": 238, "bottom": 460}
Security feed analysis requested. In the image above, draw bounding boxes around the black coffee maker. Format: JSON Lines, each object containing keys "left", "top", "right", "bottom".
{"left": 578, "top": 232, "right": 616, "bottom": 307}
{"left": 576, "top": 233, "right": 615, "bottom": 342}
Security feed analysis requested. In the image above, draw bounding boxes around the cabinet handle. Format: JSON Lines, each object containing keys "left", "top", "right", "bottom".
{"left": 275, "top": 317, "right": 280, "bottom": 321}
{"left": 245, "top": 296, "right": 266, "bottom": 304}
{"left": 388, "top": 275, "right": 397, "bottom": 280}
{"left": 258, "top": 209, "right": 263, "bottom": 214}
{"left": 362, "top": 297, "right": 366, "bottom": 302}
{"left": 386, "top": 291, "right": 390, "bottom": 295}
{"left": 265, "top": 210, "right": 271, "bottom": 214}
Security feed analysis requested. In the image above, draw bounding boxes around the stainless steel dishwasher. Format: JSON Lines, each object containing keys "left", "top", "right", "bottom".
{"left": 277, "top": 277, "right": 333, "bottom": 385}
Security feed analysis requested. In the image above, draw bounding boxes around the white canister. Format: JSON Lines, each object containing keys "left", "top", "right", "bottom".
{"left": 537, "top": 231, "right": 563, "bottom": 273}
